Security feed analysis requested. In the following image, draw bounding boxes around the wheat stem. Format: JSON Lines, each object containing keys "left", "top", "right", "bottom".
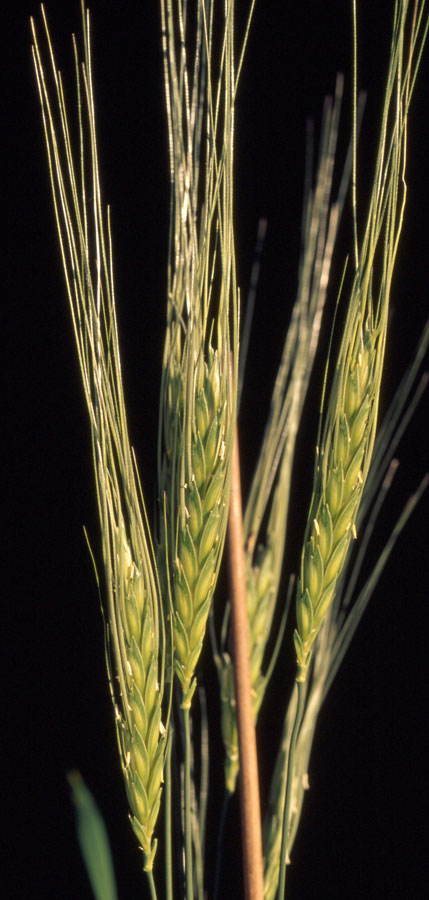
{"left": 164, "top": 733, "right": 173, "bottom": 900}
{"left": 147, "top": 870, "right": 157, "bottom": 900}
{"left": 276, "top": 681, "right": 305, "bottom": 900}
{"left": 228, "top": 423, "right": 264, "bottom": 900}
{"left": 183, "top": 706, "right": 193, "bottom": 900}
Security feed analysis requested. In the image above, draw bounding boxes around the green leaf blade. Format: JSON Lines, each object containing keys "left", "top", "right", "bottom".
{"left": 68, "top": 771, "right": 118, "bottom": 900}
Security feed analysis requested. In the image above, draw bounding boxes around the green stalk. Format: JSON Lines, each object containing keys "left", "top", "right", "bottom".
{"left": 147, "top": 870, "right": 157, "bottom": 900}
{"left": 183, "top": 707, "right": 193, "bottom": 900}
{"left": 276, "top": 681, "right": 306, "bottom": 900}
{"left": 165, "top": 732, "right": 173, "bottom": 900}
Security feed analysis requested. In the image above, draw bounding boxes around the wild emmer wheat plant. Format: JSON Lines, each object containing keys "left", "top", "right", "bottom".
{"left": 32, "top": 2, "right": 428, "bottom": 899}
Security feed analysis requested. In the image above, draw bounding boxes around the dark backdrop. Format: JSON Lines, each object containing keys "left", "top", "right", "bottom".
{"left": 4, "top": 1, "right": 428, "bottom": 898}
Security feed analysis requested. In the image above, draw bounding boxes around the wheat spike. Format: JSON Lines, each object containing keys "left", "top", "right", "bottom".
{"left": 295, "top": 317, "right": 377, "bottom": 680}
{"left": 31, "top": 7, "right": 167, "bottom": 871}
{"left": 170, "top": 352, "right": 232, "bottom": 707}
{"left": 270, "top": 4, "right": 428, "bottom": 895}
{"left": 160, "top": 343, "right": 234, "bottom": 709}
{"left": 294, "top": 0, "right": 426, "bottom": 683}
{"left": 159, "top": 0, "right": 237, "bottom": 709}
{"left": 218, "top": 78, "right": 348, "bottom": 792}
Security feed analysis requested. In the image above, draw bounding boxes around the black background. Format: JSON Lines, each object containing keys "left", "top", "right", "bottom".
{"left": 4, "top": 1, "right": 429, "bottom": 898}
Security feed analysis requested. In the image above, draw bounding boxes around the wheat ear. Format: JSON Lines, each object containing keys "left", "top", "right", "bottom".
{"left": 218, "top": 76, "right": 351, "bottom": 792}
{"left": 276, "top": 5, "right": 428, "bottom": 897}
{"left": 159, "top": 0, "right": 238, "bottom": 710}
{"left": 31, "top": 6, "right": 168, "bottom": 872}
{"left": 295, "top": 0, "right": 427, "bottom": 683}
{"left": 263, "top": 375, "right": 429, "bottom": 900}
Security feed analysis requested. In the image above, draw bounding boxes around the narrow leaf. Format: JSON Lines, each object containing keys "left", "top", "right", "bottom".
{"left": 67, "top": 771, "right": 118, "bottom": 900}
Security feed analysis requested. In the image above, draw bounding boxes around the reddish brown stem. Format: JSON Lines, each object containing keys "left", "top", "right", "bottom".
{"left": 227, "top": 422, "right": 264, "bottom": 900}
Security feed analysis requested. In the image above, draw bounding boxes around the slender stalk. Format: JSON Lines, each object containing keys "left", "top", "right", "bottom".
{"left": 165, "top": 732, "right": 173, "bottom": 900}
{"left": 276, "top": 680, "right": 306, "bottom": 900}
{"left": 352, "top": 0, "right": 359, "bottom": 272}
{"left": 228, "top": 423, "right": 264, "bottom": 900}
{"left": 182, "top": 707, "right": 193, "bottom": 900}
{"left": 147, "top": 870, "right": 157, "bottom": 900}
